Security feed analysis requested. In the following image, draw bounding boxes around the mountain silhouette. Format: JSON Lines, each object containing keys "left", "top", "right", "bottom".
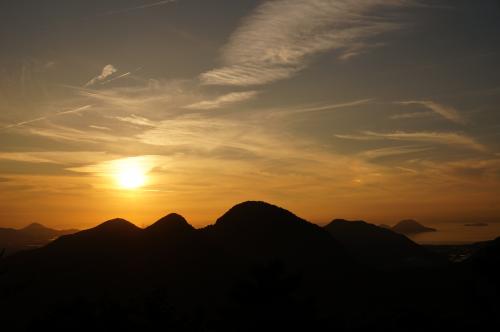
{"left": 45, "top": 218, "right": 141, "bottom": 250}
{"left": 1, "top": 201, "right": 499, "bottom": 331}
{"left": 145, "top": 213, "right": 195, "bottom": 236}
{"left": 203, "top": 201, "right": 350, "bottom": 267}
{"left": 324, "top": 219, "right": 446, "bottom": 268}
{"left": 392, "top": 219, "right": 436, "bottom": 235}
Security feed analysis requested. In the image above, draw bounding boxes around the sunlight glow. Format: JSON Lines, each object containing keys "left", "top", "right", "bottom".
{"left": 115, "top": 159, "right": 148, "bottom": 189}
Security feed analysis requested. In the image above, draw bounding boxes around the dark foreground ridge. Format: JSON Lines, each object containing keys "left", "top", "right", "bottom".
{"left": 0, "top": 201, "right": 499, "bottom": 331}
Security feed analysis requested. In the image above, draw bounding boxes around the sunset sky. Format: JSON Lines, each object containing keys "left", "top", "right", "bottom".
{"left": 1, "top": 0, "right": 499, "bottom": 230}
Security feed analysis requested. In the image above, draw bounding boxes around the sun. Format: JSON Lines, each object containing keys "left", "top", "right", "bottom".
{"left": 115, "top": 160, "right": 147, "bottom": 189}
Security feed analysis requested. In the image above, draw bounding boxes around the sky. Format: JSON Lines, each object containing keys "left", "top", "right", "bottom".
{"left": 0, "top": 0, "right": 499, "bottom": 230}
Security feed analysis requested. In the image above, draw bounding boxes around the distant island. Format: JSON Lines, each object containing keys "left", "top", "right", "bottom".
{"left": 389, "top": 219, "right": 437, "bottom": 235}
{"left": 464, "top": 222, "right": 488, "bottom": 227}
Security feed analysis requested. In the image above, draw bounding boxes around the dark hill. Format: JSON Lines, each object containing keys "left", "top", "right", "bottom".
{"left": 3, "top": 202, "right": 492, "bottom": 331}
{"left": 47, "top": 218, "right": 141, "bottom": 247}
{"left": 463, "top": 237, "right": 500, "bottom": 270}
{"left": 145, "top": 213, "right": 194, "bottom": 235}
{"left": 325, "top": 219, "right": 446, "bottom": 268}
{"left": 204, "top": 201, "right": 349, "bottom": 267}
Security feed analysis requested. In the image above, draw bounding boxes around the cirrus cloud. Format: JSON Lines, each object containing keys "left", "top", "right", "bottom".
{"left": 335, "top": 131, "right": 487, "bottom": 152}
{"left": 201, "top": 0, "right": 413, "bottom": 86}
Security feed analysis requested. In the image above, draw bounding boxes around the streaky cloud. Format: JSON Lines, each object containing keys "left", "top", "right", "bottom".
{"left": 201, "top": 0, "right": 413, "bottom": 86}
{"left": 96, "top": 0, "right": 177, "bottom": 17}
{"left": 357, "top": 146, "right": 432, "bottom": 160}
{"left": 3, "top": 105, "right": 92, "bottom": 130}
{"left": 396, "top": 100, "right": 466, "bottom": 124}
{"left": 114, "top": 115, "right": 157, "bottom": 127}
{"left": 335, "top": 131, "right": 487, "bottom": 152}
{"left": 185, "top": 91, "right": 259, "bottom": 110}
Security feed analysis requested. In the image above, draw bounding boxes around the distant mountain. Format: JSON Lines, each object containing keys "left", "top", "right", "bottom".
{"left": 325, "top": 219, "right": 446, "bottom": 268}
{"left": 392, "top": 219, "right": 436, "bottom": 235}
{"left": 0, "top": 222, "right": 78, "bottom": 256}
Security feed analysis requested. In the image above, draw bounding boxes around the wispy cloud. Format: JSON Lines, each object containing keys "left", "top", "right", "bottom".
{"left": 396, "top": 100, "right": 466, "bottom": 124}
{"left": 201, "top": 0, "right": 411, "bottom": 86}
{"left": 0, "top": 151, "right": 116, "bottom": 165}
{"left": 97, "top": 0, "right": 177, "bottom": 17}
{"left": 357, "top": 146, "right": 432, "bottom": 160}
{"left": 389, "top": 111, "right": 434, "bottom": 120}
{"left": 267, "top": 99, "right": 373, "bottom": 117}
{"left": 335, "top": 131, "right": 487, "bottom": 152}
{"left": 89, "top": 125, "right": 111, "bottom": 131}
{"left": 114, "top": 114, "right": 157, "bottom": 127}
{"left": 3, "top": 105, "right": 92, "bottom": 130}
{"left": 84, "top": 64, "right": 117, "bottom": 87}
{"left": 185, "top": 91, "right": 259, "bottom": 110}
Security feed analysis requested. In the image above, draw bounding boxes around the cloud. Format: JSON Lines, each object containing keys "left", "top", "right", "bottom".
{"left": 266, "top": 98, "right": 373, "bottom": 117}
{"left": 357, "top": 146, "right": 432, "bottom": 160}
{"left": 389, "top": 111, "right": 434, "bottom": 120}
{"left": 0, "top": 151, "right": 116, "bottom": 165}
{"left": 396, "top": 100, "right": 466, "bottom": 124}
{"left": 200, "top": 0, "right": 411, "bottom": 86}
{"left": 335, "top": 131, "right": 487, "bottom": 152}
{"left": 185, "top": 91, "right": 259, "bottom": 110}
{"left": 97, "top": 0, "right": 177, "bottom": 17}
{"left": 3, "top": 105, "right": 92, "bottom": 130}
{"left": 89, "top": 125, "right": 111, "bottom": 131}
{"left": 114, "top": 114, "right": 157, "bottom": 127}
{"left": 84, "top": 64, "right": 117, "bottom": 87}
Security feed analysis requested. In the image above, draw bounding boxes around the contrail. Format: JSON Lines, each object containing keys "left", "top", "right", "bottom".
{"left": 97, "top": 0, "right": 177, "bottom": 17}
{"left": 99, "top": 66, "right": 143, "bottom": 85}
{"left": 3, "top": 105, "right": 93, "bottom": 130}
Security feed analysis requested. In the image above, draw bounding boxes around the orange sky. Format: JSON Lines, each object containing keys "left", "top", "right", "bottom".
{"left": 1, "top": 0, "right": 499, "bottom": 232}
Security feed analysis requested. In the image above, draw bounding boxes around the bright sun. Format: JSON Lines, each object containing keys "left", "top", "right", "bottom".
{"left": 115, "top": 160, "right": 147, "bottom": 189}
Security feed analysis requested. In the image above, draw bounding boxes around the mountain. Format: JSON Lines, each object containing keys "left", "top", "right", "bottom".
{"left": 203, "top": 201, "right": 350, "bottom": 267}
{"left": 0, "top": 222, "right": 78, "bottom": 256}
{"left": 325, "top": 219, "right": 446, "bottom": 268}
{"left": 0, "top": 202, "right": 354, "bottom": 329}
{"left": 145, "top": 213, "right": 195, "bottom": 236}
{"left": 2, "top": 202, "right": 497, "bottom": 331}
{"left": 392, "top": 219, "right": 436, "bottom": 235}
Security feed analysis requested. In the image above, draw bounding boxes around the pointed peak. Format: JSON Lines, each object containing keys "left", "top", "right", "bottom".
{"left": 146, "top": 213, "right": 194, "bottom": 234}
